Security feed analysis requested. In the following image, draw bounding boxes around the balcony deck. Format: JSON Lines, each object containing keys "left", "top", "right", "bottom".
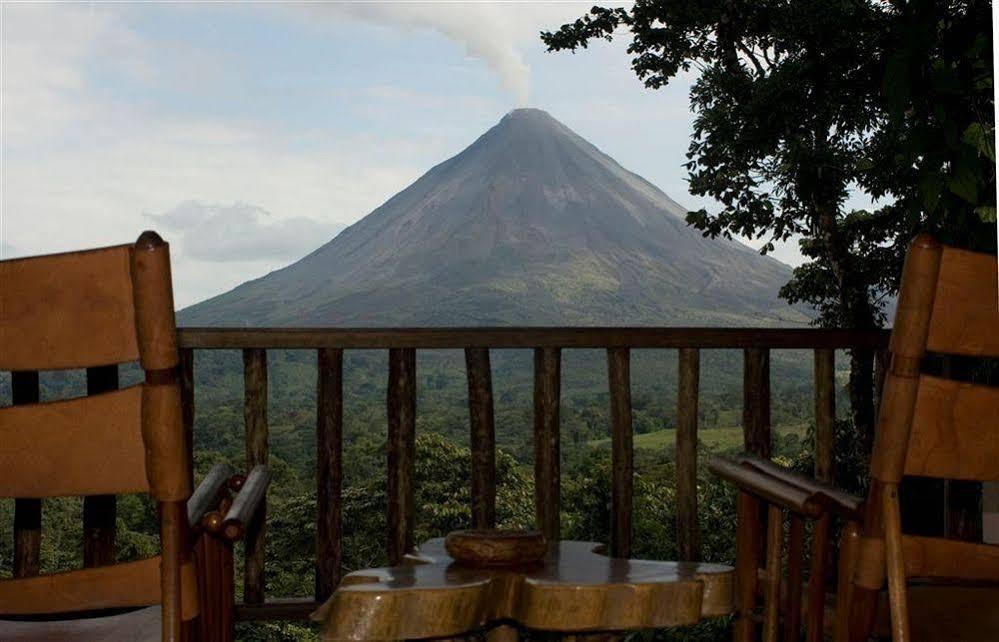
{"left": 10, "top": 326, "right": 891, "bottom": 624}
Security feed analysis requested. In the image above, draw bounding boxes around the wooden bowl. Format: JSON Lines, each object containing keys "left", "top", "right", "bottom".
{"left": 444, "top": 529, "right": 546, "bottom": 566}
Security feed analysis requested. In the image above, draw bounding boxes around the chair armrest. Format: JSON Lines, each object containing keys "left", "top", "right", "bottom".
{"left": 709, "top": 457, "right": 826, "bottom": 518}
{"left": 187, "top": 462, "right": 236, "bottom": 527}
{"left": 221, "top": 465, "right": 270, "bottom": 541}
{"left": 735, "top": 453, "right": 864, "bottom": 520}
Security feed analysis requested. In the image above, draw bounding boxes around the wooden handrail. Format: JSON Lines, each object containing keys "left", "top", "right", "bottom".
{"left": 178, "top": 326, "right": 889, "bottom": 350}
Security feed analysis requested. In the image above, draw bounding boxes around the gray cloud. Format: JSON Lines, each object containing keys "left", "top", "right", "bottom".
{"left": 148, "top": 201, "right": 342, "bottom": 262}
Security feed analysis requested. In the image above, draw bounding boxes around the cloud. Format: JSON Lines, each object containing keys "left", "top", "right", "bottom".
{"left": 147, "top": 201, "right": 343, "bottom": 262}
{"left": 1, "top": 3, "right": 149, "bottom": 149}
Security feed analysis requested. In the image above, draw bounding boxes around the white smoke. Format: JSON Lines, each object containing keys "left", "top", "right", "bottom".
{"left": 299, "top": 3, "right": 540, "bottom": 105}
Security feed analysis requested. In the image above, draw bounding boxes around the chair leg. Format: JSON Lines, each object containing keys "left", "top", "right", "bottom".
{"left": 882, "top": 486, "right": 911, "bottom": 642}
{"left": 735, "top": 491, "right": 763, "bottom": 642}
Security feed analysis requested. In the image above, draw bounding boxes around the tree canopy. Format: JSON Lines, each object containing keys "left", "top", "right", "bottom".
{"left": 543, "top": 0, "right": 995, "bottom": 441}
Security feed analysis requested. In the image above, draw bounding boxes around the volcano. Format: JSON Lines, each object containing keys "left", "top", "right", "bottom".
{"left": 179, "top": 109, "right": 807, "bottom": 326}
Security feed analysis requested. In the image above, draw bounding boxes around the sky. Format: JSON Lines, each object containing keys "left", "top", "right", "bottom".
{"left": 1, "top": 1, "right": 805, "bottom": 308}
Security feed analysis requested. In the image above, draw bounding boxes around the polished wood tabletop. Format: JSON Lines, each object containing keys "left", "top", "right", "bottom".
{"left": 312, "top": 539, "right": 733, "bottom": 641}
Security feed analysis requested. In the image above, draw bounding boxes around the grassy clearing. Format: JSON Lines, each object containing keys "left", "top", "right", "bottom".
{"left": 588, "top": 423, "right": 808, "bottom": 452}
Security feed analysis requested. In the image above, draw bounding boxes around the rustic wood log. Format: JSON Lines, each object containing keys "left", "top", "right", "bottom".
{"left": 12, "top": 371, "right": 41, "bottom": 579}
{"left": 465, "top": 348, "right": 497, "bottom": 529}
{"left": 676, "top": 347, "right": 701, "bottom": 562}
{"left": 743, "top": 348, "right": 772, "bottom": 458}
{"left": 387, "top": 348, "right": 417, "bottom": 565}
{"left": 533, "top": 347, "right": 562, "bottom": 543}
{"left": 242, "top": 348, "right": 269, "bottom": 604}
{"left": 188, "top": 463, "right": 235, "bottom": 528}
{"left": 84, "top": 365, "right": 119, "bottom": 568}
{"left": 179, "top": 347, "right": 195, "bottom": 489}
{"left": 316, "top": 348, "right": 344, "bottom": 601}
{"left": 814, "top": 349, "right": 835, "bottom": 482}
{"left": 607, "top": 348, "right": 633, "bottom": 558}
{"left": 223, "top": 466, "right": 271, "bottom": 541}
{"left": 709, "top": 459, "right": 824, "bottom": 519}
{"left": 313, "top": 538, "right": 734, "bottom": 640}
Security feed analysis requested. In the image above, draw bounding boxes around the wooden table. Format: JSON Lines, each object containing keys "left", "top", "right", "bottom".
{"left": 311, "top": 539, "right": 733, "bottom": 641}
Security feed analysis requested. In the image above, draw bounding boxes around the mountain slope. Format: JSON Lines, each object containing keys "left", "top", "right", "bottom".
{"left": 180, "top": 109, "right": 807, "bottom": 326}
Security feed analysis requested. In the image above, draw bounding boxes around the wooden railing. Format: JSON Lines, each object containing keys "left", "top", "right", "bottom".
{"left": 7, "top": 326, "right": 891, "bottom": 622}
{"left": 175, "top": 326, "right": 889, "bottom": 621}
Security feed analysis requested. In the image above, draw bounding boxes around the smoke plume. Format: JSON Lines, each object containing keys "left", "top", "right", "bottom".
{"left": 310, "top": 4, "right": 532, "bottom": 105}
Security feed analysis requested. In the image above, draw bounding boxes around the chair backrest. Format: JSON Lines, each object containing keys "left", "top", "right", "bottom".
{"left": 854, "top": 234, "right": 999, "bottom": 605}
{"left": 0, "top": 232, "right": 195, "bottom": 639}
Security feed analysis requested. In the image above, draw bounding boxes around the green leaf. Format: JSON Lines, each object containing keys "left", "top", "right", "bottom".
{"left": 919, "top": 172, "right": 943, "bottom": 213}
{"left": 975, "top": 206, "right": 997, "bottom": 223}
{"left": 963, "top": 122, "right": 996, "bottom": 162}
{"left": 947, "top": 164, "right": 979, "bottom": 204}
{"left": 883, "top": 54, "right": 910, "bottom": 118}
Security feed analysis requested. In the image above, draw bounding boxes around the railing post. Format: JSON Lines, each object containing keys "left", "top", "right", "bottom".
{"left": 242, "top": 348, "right": 269, "bottom": 604}
{"left": 316, "top": 348, "right": 344, "bottom": 601}
{"left": 676, "top": 347, "right": 701, "bottom": 562}
{"left": 814, "top": 349, "right": 835, "bottom": 482}
{"left": 785, "top": 514, "right": 806, "bottom": 641}
{"left": 387, "top": 348, "right": 416, "bottom": 565}
{"left": 743, "top": 348, "right": 772, "bottom": 458}
{"left": 465, "top": 348, "right": 496, "bottom": 529}
{"left": 179, "top": 348, "right": 196, "bottom": 490}
{"left": 806, "top": 514, "right": 832, "bottom": 642}
{"left": 763, "top": 505, "right": 785, "bottom": 642}
{"left": 734, "top": 491, "right": 763, "bottom": 641}
{"left": 607, "top": 348, "right": 633, "bottom": 558}
{"left": 533, "top": 347, "right": 561, "bottom": 543}
{"left": 84, "top": 365, "right": 119, "bottom": 567}
{"left": 12, "top": 371, "right": 41, "bottom": 578}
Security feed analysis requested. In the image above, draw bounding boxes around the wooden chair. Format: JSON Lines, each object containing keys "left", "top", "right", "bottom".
{"left": 711, "top": 234, "right": 999, "bottom": 642}
{"left": 0, "top": 232, "right": 268, "bottom": 641}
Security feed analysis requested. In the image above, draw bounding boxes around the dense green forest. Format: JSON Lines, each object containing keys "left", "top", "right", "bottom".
{"left": 0, "top": 349, "right": 854, "bottom": 640}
